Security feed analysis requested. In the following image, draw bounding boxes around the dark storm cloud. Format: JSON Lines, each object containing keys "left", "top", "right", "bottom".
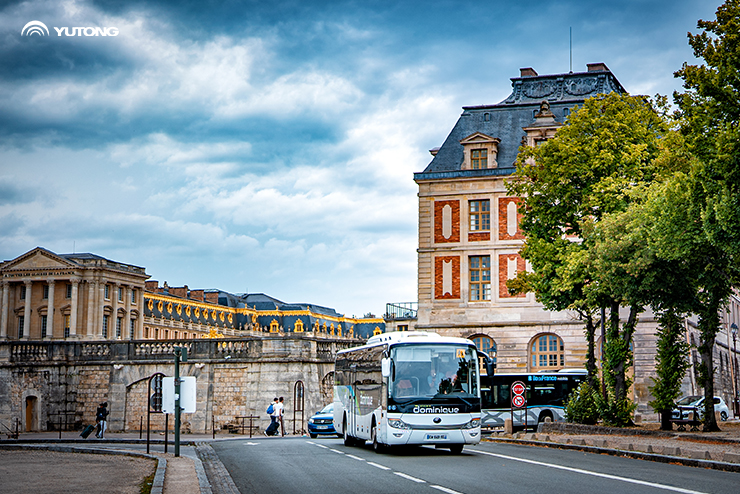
{"left": 0, "top": 0, "right": 725, "bottom": 316}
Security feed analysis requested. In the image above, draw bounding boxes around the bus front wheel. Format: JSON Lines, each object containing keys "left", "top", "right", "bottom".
{"left": 372, "top": 424, "right": 384, "bottom": 453}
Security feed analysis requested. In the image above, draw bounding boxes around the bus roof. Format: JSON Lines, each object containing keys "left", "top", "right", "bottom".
{"left": 338, "top": 331, "right": 476, "bottom": 355}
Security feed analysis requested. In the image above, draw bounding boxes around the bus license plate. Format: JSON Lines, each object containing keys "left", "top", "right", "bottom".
{"left": 425, "top": 433, "right": 447, "bottom": 441}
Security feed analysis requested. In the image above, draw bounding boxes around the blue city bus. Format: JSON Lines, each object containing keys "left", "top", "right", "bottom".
{"left": 480, "top": 369, "right": 587, "bottom": 428}
{"left": 334, "top": 331, "right": 486, "bottom": 454}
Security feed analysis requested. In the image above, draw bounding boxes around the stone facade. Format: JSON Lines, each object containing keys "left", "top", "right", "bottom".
{"left": 412, "top": 64, "right": 740, "bottom": 416}
{"left": 0, "top": 335, "right": 351, "bottom": 433}
{"left": 0, "top": 248, "right": 386, "bottom": 344}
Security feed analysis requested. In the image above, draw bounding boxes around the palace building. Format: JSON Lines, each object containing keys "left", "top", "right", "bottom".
{"left": 0, "top": 247, "right": 384, "bottom": 343}
{"left": 413, "top": 63, "right": 740, "bottom": 415}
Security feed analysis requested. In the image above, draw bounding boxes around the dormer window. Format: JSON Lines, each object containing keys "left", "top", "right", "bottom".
{"left": 471, "top": 149, "right": 487, "bottom": 169}
{"left": 460, "top": 132, "right": 500, "bottom": 170}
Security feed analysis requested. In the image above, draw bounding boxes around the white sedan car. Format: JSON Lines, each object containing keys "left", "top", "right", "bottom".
{"left": 672, "top": 395, "right": 730, "bottom": 422}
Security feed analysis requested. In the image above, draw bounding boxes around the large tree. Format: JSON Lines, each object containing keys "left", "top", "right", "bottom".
{"left": 674, "top": 0, "right": 740, "bottom": 431}
{"left": 508, "top": 92, "right": 670, "bottom": 425}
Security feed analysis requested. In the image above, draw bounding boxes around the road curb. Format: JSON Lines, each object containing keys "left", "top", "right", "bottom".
{"left": 0, "top": 443, "right": 167, "bottom": 494}
{"left": 485, "top": 437, "right": 740, "bottom": 473}
{"left": 194, "top": 443, "right": 240, "bottom": 494}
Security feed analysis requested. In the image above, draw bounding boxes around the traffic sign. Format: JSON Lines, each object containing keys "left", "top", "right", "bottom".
{"left": 512, "top": 395, "right": 526, "bottom": 408}
{"left": 512, "top": 381, "right": 526, "bottom": 396}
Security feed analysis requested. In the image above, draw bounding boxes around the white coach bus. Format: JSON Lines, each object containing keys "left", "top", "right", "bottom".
{"left": 333, "top": 331, "right": 487, "bottom": 454}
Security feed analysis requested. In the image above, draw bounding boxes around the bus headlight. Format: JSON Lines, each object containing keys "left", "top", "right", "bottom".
{"left": 388, "top": 419, "right": 411, "bottom": 430}
{"left": 462, "top": 418, "right": 480, "bottom": 429}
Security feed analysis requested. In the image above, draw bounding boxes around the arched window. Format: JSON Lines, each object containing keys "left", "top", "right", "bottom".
{"left": 470, "top": 335, "right": 497, "bottom": 364}
{"left": 530, "top": 333, "right": 564, "bottom": 370}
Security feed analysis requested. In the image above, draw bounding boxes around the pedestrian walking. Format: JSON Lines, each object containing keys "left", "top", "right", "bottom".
{"left": 95, "top": 402, "right": 109, "bottom": 439}
{"left": 278, "top": 396, "right": 285, "bottom": 436}
{"left": 264, "top": 398, "right": 279, "bottom": 436}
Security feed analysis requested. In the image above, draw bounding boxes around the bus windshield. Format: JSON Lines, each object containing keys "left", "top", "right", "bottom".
{"left": 389, "top": 344, "right": 478, "bottom": 401}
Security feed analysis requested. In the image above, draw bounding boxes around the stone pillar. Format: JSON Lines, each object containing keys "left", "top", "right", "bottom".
{"left": 86, "top": 281, "right": 95, "bottom": 339}
{"left": 69, "top": 277, "right": 80, "bottom": 338}
{"left": 0, "top": 281, "right": 9, "bottom": 339}
{"left": 111, "top": 282, "right": 119, "bottom": 339}
{"left": 22, "top": 280, "right": 32, "bottom": 340}
{"left": 137, "top": 289, "right": 145, "bottom": 339}
{"left": 124, "top": 285, "right": 132, "bottom": 339}
{"left": 46, "top": 279, "right": 55, "bottom": 340}
{"left": 99, "top": 280, "right": 107, "bottom": 339}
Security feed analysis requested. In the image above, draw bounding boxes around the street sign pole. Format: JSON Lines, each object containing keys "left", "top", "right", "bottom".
{"left": 174, "top": 347, "right": 188, "bottom": 457}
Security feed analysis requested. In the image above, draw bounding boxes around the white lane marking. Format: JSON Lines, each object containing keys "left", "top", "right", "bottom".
{"left": 305, "top": 441, "right": 315, "bottom": 445}
{"left": 315, "top": 444, "right": 329, "bottom": 449}
{"left": 367, "top": 461, "right": 391, "bottom": 470}
{"left": 346, "top": 454, "right": 365, "bottom": 461}
{"left": 329, "top": 448, "right": 344, "bottom": 454}
{"left": 469, "top": 449, "right": 708, "bottom": 494}
{"left": 394, "top": 472, "right": 426, "bottom": 483}
{"left": 243, "top": 442, "right": 259, "bottom": 445}
{"left": 430, "top": 485, "right": 462, "bottom": 494}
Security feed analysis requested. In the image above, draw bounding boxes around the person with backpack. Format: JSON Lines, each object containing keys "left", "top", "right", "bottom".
{"left": 95, "top": 402, "right": 109, "bottom": 439}
{"left": 264, "top": 398, "right": 279, "bottom": 436}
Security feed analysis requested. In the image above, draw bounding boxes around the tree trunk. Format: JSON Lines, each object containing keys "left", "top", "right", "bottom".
{"left": 700, "top": 338, "right": 720, "bottom": 432}
{"left": 584, "top": 313, "right": 599, "bottom": 390}
{"left": 660, "top": 410, "right": 673, "bottom": 431}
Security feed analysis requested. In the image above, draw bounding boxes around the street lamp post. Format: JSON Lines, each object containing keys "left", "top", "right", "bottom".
{"left": 732, "top": 323, "right": 738, "bottom": 418}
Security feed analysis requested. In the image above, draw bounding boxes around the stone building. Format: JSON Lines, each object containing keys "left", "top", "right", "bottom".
{"left": 412, "top": 63, "right": 740, "bottom": 416}
{"left": 0, "top": 247, "right": 385, "bottom": 432}
{"left": 0, "top": 247, "right": 385, "bottom": 343}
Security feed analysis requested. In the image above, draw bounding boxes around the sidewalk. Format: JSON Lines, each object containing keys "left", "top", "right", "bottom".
{"left": 0, "top": 431, "right": 246, "bottom": 494}
{"left": 486, "top": 420, "right": 740, "bottom": 472}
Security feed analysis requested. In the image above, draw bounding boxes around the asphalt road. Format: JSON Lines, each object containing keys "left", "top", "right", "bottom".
{"left": 212, "top": 436, "right": 740, "bottom": 494}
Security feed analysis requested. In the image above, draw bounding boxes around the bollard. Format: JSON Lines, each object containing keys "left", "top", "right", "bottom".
{"left": 504, "top": 418, "right": 513, "bottom": 435}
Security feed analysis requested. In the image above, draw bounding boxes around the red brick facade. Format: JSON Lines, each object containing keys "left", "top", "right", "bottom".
{"left": 434, "top": 200, "right": 460, "bottom": 243}
{"left": 468, "top": 231, "right": 491, "bottom": 242}
{"left": 434, "top": 256, "right": 460, "bottom": 299}
{"left": 498, "top": 197, "right": 525, "bottom": 240}
{"left": 498, "top": 253, "right": 527, "bottom": 298}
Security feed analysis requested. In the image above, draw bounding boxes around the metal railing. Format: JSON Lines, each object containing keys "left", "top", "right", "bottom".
{"left": 384, "top": 302, "right": 418, "bottom": 320}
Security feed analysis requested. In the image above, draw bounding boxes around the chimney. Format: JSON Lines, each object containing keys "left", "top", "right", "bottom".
{"left": 145, "top": 281, "right": 159, "bottom": 291}
{"left": 205, "top": 292, "right": 219, "bottom": 305}
{"left": 170, "top": 286, "right": 188, "bottom": 298}
{"left": 520, "top": 68, "right": 538, "bottom": 77}
{"left": 587, "top": 62, "right": 609, "bottom": 73}
{"left": 189, "top": 289, "right": 204, "bottom": 302}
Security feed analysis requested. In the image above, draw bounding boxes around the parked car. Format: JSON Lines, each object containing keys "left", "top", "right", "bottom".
{"left": 307, "top": 403, "right": 339, "bottom": 438}
{"left": 672, "top": 395, "right": 730, "bottom": 422}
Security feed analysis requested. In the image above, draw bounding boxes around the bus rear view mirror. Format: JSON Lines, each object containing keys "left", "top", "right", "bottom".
{"left": 381, "top": 358, "right": 391, "bottom": 378}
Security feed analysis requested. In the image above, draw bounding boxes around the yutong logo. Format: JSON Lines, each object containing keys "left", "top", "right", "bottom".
{"left": 412, "top": 405, "right": 460, "bottom": 414}
{"left": 22, "top": 20, "right": 119, "bottom": 37}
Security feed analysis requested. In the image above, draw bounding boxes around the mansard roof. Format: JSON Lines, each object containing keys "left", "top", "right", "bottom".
{"left": 415, "top": 63, "right": 626, "bottom": 181}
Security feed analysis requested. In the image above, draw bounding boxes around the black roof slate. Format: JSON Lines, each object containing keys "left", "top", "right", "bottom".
{"left": 415, "top": 64, "right": 626, "bottom": 180}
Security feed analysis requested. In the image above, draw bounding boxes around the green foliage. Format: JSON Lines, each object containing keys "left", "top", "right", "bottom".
{"left": 507, "top": 93, "right": 673, "bottom": 426}
{"left": 564, "top": 381, "right": 600, "bottom": 425}
{"left": 649, "top": 311, "right": 690, "bottom": 429}
{"left": 597, "top": 391, "right": 638, "bottom": 428}
{"left": 673, "top": 0, "right": 740, "bottom": 431}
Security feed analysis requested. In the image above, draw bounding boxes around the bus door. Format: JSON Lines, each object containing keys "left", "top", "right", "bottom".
{"left": 348, "top": 363, "right": 357, "bottom": 436}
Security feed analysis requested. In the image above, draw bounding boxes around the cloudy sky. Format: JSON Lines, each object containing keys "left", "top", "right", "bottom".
{"left": 0, "top": 0, "right": 721, "bottom": 317}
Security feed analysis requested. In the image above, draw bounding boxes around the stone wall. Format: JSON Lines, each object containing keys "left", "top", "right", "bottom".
{"left": 0, "top": 335, "right": 353, "bottom": 434}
